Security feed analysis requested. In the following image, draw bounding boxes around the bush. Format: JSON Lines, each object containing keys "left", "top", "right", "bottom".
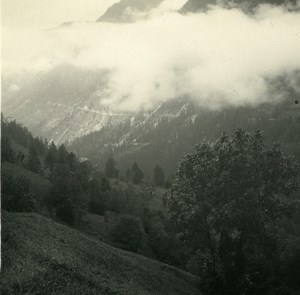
{"left": 46, "top": 164, "right": 88, "bottom": 225}
{"left": 1, "top": 172, "right": 37, "bottom": 212}
{"left": 111, "top": 215, "right": 144, "bottom": 252}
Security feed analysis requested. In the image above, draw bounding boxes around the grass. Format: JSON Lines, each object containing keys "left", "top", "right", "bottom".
{"left": 1, "top": 210, "right": 201, "bottom": 295}
{"left": 1, "top": 162, "right": 51, "bottom": 206}
{"left": 80, "top": 213, "right": 111, "bottom": 244}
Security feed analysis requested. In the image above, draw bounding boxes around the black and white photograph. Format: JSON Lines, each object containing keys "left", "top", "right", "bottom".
{"left": 1, "top": 0, "right": 300, "bottom": 294}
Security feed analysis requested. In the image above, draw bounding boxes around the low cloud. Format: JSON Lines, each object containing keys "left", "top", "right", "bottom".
{"left": 2, "top": 2, "right": 300, "bottom": 111}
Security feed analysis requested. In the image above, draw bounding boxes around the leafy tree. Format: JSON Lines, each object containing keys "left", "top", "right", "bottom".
{"left": 166, "top": 129, "right": 300, "bottom": 295}
{"left": 46, "top": 164, "right": 87, "bottom": 225}
{"left": 142, "top": 208, "right": 182, "bottom": 266}
{"left": 130, "top": 162, "right": 144, "bottom": 185}
{"left": 26, "top": 145, "right": 42, "bottom": 174}
{"left": 152, "top": 165, "right": 165, "bottom": 187}
{"left": 104, "top": 157, "right": 119, "bottom": 178}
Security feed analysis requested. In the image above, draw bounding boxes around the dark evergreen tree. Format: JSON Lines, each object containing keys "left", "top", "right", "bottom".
{"left": 66, "top": 152, "right": 77, "bottom": 171}
{"left": 88, "top": 175, "right": 111, "bottom": 215}
{"left": 1, "top": 137, "right": 15, "bottom": 163}
{"left": 105, "top": 157, "right": 119, "bottom": 178}
{"left": 76, "top": 160, "right": 92, "bottom": 191}
{"left": 16, "top": 151, "right": 25, "bottom": 165}
{"left": 33, "top": 137, "right": 46, "bottom": 156}
{"left": 100, "top": 176, "right": 111, "bottom": 193}
{"left": 125, "top": 168, "right": 131, "bottom": 181}
{"left": 45, "top": 142, "right": 57, "bottom": 173}
{"left": 26, "top": 145, "right": 42, "bottom": 174}
{"left": 152, "top": 165, "right": 165, "bottom": 187}
{"left": 57, "top": 144, "right": 68, "bottom": 164}
{"left": 130, "top": 162, "right": 144, "bottom": 185}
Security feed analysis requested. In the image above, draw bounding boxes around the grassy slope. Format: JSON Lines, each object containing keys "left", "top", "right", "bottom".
{"left": 1, "top": 211, "right": 201, "bottom": 295}
{"left": 1, "top": 162, "right": 51, "bottom": 205}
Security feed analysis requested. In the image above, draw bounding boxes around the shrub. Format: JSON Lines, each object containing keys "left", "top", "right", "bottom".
{"left": 1, "top": 172, "right": 37, "bottom": 212}
{"left": 111, "top": 215, "right": 144, "bottom": 252}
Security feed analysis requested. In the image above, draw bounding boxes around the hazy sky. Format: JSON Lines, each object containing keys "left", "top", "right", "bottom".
{"left": 1, "top": 0, "right": 118, "bottom": 29}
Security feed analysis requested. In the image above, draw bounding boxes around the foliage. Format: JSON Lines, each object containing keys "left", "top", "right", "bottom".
{"left": 142, "top": 208, "right": 182, "bottom": 266}
{"left": 2, "top": 172, "right": 37, "bottom": 212}
{"left": 46, "top": 164, "right": 88, "bottom": 225}
{"left": 130, "top": 162, "right": 144, "bottom": 185}
{"left": 280, "top": 236, "right": 300, "bottom": 292}
{"left": 26, "top": 146, "right": 42, "bottom": 174}
{"left": 166, "top": 129, "right": 300, "bottom": 295}
{"left": 152, "top": 165, "right": 165, "bottom": 187}
{"left": 88, "top": 174, "right": 111, "bottom": 215}
{"left": 111, "top": 215, "right": 144, "bottom": 252}
{"left": 104, "top": 157, "right": 119, "bottom": 178}
{"left": 1, "top": 137, "right": 15, "bottom": 163}
{"left": 45, "top": 142, "right": 58, "bottom": 174}
{"left": 57, "top": 144, "right": 68, "bottom": 164}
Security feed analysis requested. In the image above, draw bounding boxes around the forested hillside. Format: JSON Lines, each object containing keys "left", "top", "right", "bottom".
{"left": 68, "top": 99, "right": 300, "bottom": 178}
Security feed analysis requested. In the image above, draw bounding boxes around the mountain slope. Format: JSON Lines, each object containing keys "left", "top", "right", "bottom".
{"left": 97, "top": 0, "right": 163, "bottom": 23}
{"left": 180, "top": 0, "right": 298, "bottom": 13}
{"left": 1, "top": 210, "right": 200, "bottom": 295}
{"left": 68, "top": 98, "right": 300, "bottom": 176}
{"left": 2, "top": 65, "right": 133, "bottom": 144}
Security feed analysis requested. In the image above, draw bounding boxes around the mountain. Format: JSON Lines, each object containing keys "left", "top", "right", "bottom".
{"left": 68, "top": 97, "right": 300, "bottom": 177}
{"left": 97, "top": 0, "right": 163, "bottom": 23}
{"left": 3, "top": 63, "right": 300, "bottom": 177}
{"left": 2, "top": 65, "right": 134, "bottom": 144}
{"left": 1, "top": 210, "right": 200, "bottom": 294}
{"left": 179, "top": 0, "right": 298, "bottom": 13}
